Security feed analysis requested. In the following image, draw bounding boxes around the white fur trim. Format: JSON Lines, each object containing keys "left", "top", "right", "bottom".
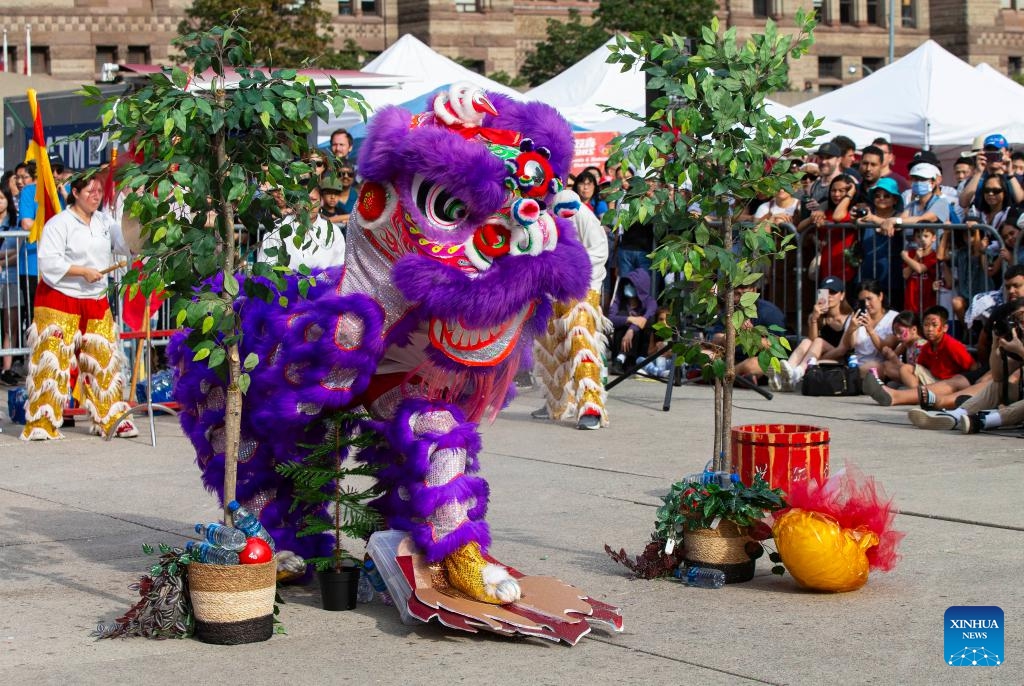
{"left": 481, "top": 563, "right": 521, "bottom": 603}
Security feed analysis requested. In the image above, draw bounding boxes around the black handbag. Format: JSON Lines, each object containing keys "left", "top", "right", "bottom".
{"left": 800, "top": 362, "right": 861, "bottom": 396}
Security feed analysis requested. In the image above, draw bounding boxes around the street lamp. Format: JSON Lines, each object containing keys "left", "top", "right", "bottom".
{"left": 848, "top": 63, "right": 875, "bottom": 77}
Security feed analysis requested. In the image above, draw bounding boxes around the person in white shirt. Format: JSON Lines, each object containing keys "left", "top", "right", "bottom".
{"left": 22, "top": 176, "right": 137, "bottom": 441}
{"left": 257, "top": 186, "right": 345, "bottom": 271}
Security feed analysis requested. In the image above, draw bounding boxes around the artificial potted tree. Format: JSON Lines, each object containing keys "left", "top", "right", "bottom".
{"left": 81, "top": 24, "right": 365, "bottom": 642}
{"left": 605, "top": 12, "right": 821, "bottom": 471}
{"left": 275, "top": 411, "right": 383, "bottom": 611}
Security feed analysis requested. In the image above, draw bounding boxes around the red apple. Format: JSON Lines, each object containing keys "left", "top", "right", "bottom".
{"left": 239, "top": 537, "right": 273, "bottom": 565}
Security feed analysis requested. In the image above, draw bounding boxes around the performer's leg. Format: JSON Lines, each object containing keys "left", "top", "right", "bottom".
{"left": 365, "top": 394, "right": 519, "bottom": 604}
{"left": 21, "top": 303, "right": 79, "bottom": 441}
{"left": 78, "top": 307, "right": 134, "bottom": 437}
{"left": 568, "top": 289, "right": 609, "bottom": 427}
{"left": 534, "top": 300, "right": 571, "bottom": 418}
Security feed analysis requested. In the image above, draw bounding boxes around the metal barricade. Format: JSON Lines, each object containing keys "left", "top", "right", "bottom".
{"left": 799, "top": 222, "right": 1001, "bottom": 346}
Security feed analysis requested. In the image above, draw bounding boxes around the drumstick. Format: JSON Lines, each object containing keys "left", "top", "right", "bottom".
{"left": 100, "top": 260, "right": 129, "bottom": 275}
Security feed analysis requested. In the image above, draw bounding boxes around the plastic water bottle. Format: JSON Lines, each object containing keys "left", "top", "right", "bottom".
{"left": 187, "top": 541, "right": 240, "bottom": 565}
{"left": 227, "top": 500, "right": 276, "bottom": 551}
{"left": 357, "top": 569, "right": 376, "bottom": 603}
{"left": 363, "top": 559, "right": 388, "bottom": 593}
{"left": 674, "top": 565, "right": 726, "bottom": 589}
{"left": 847, "top": 354, "right": 859, "bottom": 369}
{"left": 194, "top": 522, "right": 247, "bottom": 551}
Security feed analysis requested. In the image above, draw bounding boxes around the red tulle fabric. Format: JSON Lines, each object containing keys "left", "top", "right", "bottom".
{"left": 778, "top": 465, "right": 904, "bottom": 572}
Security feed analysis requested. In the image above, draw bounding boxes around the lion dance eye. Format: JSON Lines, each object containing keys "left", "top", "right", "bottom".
{"left": 412, "top": 175, "right": 468, "bottom": 230}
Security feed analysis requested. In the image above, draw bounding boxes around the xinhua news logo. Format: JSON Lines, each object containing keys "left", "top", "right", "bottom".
{"left": 945, "top": 606, "right": 1003, "bottom": 666}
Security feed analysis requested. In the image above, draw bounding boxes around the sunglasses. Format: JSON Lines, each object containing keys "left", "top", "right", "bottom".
{"left": 872, "top": 191, "right": 894, "bottom": 199}
{"left": 312, "top": 160, "right": 326, "bottom": 167}
{"left": 803, "top": 174, "right": 818, "bottom": 181}
{"left": 984, "top": 188, "right": 1004, "bottom": 195}
{"left": 340, "top": 171, "right": 354, "bottom": 178}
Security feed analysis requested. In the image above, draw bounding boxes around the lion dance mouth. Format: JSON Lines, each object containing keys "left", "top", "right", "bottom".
{"left": 429, "top": 303, "right": 536, "bottom": 367}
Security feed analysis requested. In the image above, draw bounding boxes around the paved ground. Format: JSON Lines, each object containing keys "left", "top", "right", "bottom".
{"left": 0, "top": 376, "right": 1021, "bottom": 685}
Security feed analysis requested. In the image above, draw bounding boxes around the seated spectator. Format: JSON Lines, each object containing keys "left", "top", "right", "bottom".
{"left": 772, "top": 276, "right": 851, "bottom": 390}
{"left": 824, "top": 278, "right": 899, "bottom": 377}
{"left": 908, "top": 297, "right": 1024, "bottom": 433}
{"left": 708, "top": 285, "right": 787, "bottom": 383}
{"left": 963, "top": 264, "right": 1024, "bottom": 362}
{"left": 985, "top": 208, "right": 1020, "bottom": 285}
{"left": 863, "top": 306, "right": 979, "bottom": 406}
{"left": 877, "top": 310, "right": 924, "bottom": 383}
{"left": 943, "top": 222, "right": 994, "bottom": 337}
{"left": 608, "top": 268, "right": 657, "bottom": 374}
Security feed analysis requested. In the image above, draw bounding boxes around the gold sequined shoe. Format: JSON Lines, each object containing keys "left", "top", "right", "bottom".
{"left": 442, "top": 542, "right": 521, "bottom": 604}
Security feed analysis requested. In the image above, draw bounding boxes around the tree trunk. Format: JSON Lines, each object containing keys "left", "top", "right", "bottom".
{"left": 719, "top": 210, "right": 735, "bottom": 472}
{"left": 212, "top": 84, "right": 242, "bottom": 527}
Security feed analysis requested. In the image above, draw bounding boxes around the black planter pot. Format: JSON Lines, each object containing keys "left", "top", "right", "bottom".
{"left": 318, "top": 566, "right": 360, "bottom": 611}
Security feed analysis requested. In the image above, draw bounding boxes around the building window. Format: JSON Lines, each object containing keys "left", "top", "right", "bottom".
{"left": 361, "top": 0, "right": 378, "bottom": 13}
{"left": 902, "top": 0, "right": 916, "bottom": 27}
{"left": 31, "top": 47, "right": 50, "bottom": 75}
{"left": 338, "top": 0, "right": 353, "bottom": 15}
{"left": 813, "top": 0, "right": 830, "bottom": 23}
{"left": 753, "top": 0, "right": 769, "bottom": 17}
{"left": 127, "top": 45, "right": 151, "bottom": 64}
{"left": 863, "top": 56, "right": 885, "bottom": 73}
{"left": 818, "top": 56, "right": 842, "bottom": 81}
{"left": 95, "top": 45, "right": 117, "bottom": 74}
{"left": 839, "top": 0, "right": 854, "bottom": 24}
{"left": 866, "top": 0, "right": 882, "bottom": 25}
{"left": 455, "top": 1, "right": 479, "bottom": 12}
{"left": 1010, "top": 56, "right": 1023, "bottom": 75}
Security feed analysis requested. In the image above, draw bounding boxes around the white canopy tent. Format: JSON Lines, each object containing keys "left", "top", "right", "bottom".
{"left": 524, "top": 37, "right": 644, "bottom": 133}
{"left": 790, "top": 40, "right": 1024, "bottom": 148}
{"left": 764, "top": 99, "right": 885, "bottom": 149}
{"left": 320, "top": 34, "right": 522, "bottom": 140}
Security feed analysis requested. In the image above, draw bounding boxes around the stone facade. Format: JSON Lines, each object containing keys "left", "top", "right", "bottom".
{"left": 0, "top": 0, "right": 1022, "bottom": 87}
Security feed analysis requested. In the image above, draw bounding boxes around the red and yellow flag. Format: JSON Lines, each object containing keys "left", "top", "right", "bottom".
{"left": 23, "top": 89, "right": 62, "bottom": 243}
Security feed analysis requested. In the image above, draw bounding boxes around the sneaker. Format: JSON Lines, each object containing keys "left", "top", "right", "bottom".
{"left": 767, "top": 369, "right": 784, "bottom": 392}
{"left": 960, "top": 413, "right": 984, "bottom": 435}
{"left": 530, "top": 406, "right": 550, "bottom": 420}
{"left": 576, "top": 413, "right": 601, "bottom": 430}
{"left": 862, "top": 373, "right": 893, "bottom": 407}
{"left": 907, "top": 408, "right": 958, "bottom": 431}
{"left": 780, "top": 361, "right": 799, "bottom": 390}
{"left": 114, "top": 420, "right": 139, "bottom": 438}
{"left": 0, "top": 369, "right": 19, "bottom": 386}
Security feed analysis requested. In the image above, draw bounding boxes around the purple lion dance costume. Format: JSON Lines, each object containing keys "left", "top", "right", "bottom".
{"left": 171, "top": 84, "right": 592, "bottom": 606}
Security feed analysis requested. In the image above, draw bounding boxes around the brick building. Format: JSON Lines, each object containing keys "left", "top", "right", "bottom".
{"left": 1, "top": 1, "right": 1023, "bottom": 90}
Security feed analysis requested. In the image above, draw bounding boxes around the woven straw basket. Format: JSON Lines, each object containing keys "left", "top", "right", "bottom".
{"left": 682, "top": 521, "right": 756, "bottom": 584}
{"left": 188, "top": 559, "right": 277, "bottom": 644}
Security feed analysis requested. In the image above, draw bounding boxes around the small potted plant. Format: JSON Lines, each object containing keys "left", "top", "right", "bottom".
{"left": 658, "top": 473, "right": 787, "bottom": 583}
{"left": 275, "top": 411, "right": 383, "bottom": 611}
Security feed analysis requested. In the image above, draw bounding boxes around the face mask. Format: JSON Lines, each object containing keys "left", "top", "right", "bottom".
{"left": 912, "top": 180, "right": 932, "bottom": 197}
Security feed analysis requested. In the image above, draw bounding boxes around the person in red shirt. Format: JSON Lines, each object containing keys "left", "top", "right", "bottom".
{"left": 863, "top": 305, "right": 980, "bottom": 406}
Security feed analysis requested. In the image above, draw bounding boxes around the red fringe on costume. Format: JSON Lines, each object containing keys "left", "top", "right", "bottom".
{"left": 780, "top": 465, "right": 904, "bottom": 572}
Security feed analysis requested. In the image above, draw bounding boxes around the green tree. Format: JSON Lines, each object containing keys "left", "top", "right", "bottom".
{"left": 606, "top": 13, "right": 821, "bottom": 470}
{"left": 520, "top": 10, "right": 608, "bottom": 86}
{"left": 594, "top": 0, "right": 718, "bottom": 39}
{"left": 81, "top": 25, "right": 365, "bottom": 522}
{"left": 179, "top": 0, "right": 362, "bottom": 68}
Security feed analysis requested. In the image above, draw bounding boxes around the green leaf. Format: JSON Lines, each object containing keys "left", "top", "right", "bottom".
{"left": 243, "top": 353, "right": 259, "bottom": 371}
{"left": 193, "top": 348, "right": 211, "bottom": 362}
{"left": 223, "top": 273, "right": 239, "bottom": 297}
{"left": 238, "top": 372, "right": 251, "bottom": 395}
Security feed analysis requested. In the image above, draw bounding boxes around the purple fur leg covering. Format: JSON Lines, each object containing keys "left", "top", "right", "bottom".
{"left": 170, "top": 269, "right": 384, "bottom": 563}
{"left": 361, "top": 397, "right": 489, "bottom": 563}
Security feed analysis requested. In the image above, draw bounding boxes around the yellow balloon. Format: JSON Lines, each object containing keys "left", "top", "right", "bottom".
{"left": 772, "top": 508, "right": 879, "bottom": 593}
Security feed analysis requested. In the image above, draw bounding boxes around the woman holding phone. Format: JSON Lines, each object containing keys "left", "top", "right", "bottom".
{"left": 825, "top": 279, "right": 899, "bottom": 377}
{"left": 771, "top": 276, "right": 853, "bottom": 390}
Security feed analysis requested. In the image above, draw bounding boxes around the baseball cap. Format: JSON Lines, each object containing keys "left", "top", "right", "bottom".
{"left": 815, "top": 142, "right": 842, "bottom": 158}
{"left": 908, "top": 149, "right": 941, "bottom": 171}
{"left": 909, "top": 162, "right": 940, "bottom": 180}
{"left": 319, "top": 176, "right": 344, "bottom": 193}
{"left": 869, "top": 177, "right": 901, "bottom": 197}
{"left": 984, "top": 133, "right": 1009, "bottom": 151}
{"left": 820, "top": 276, "right": 845, "bottom": 292}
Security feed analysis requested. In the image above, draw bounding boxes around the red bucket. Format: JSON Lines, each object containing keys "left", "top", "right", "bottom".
{"left": 731, "top": 424, "right": 829, "bottom": 492}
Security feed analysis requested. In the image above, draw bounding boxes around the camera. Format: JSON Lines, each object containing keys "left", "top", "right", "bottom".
{"left": 855, "top": 298, "right": 867, "bottom": 316}
{"left": 989, "top": 298, "right": 1024, "bottom": 340}
{"left": 851, "top": 205, "right": 869, "bottom": 219}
